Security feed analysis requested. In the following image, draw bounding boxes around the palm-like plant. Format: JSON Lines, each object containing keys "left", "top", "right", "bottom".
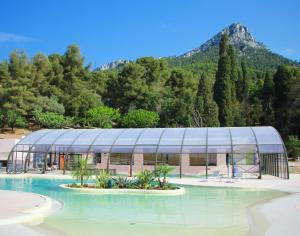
{"left": 155, "top": 164, "right": 175, "bottom": 187}
{"left": 96, "top": 170, "right": 111, "bottom": 188}
{"left": 113, "top": 176, "right": 134, "bottom": 189}
{"left": 136, "top": 169, "right": 154, "bottom": 189}
{"left": 72, "top": 158, "right": 90, "bottom": 186}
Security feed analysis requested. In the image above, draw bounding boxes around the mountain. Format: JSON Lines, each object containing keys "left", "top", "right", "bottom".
{"left": 167, "top": 23, "right": 298, "bottom": 71}
{"left": 181, "top": 23, "right": 265, "bottom": 58}
{"left": 99, "top": 23, "right": 299, "bottom": 71}
{"left": 98, "top": 59, "right": 130, "bottom": 71}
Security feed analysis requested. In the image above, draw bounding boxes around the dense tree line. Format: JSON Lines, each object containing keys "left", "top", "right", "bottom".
{"left": 0, "top": 41, "right": 299, "bottom": 150}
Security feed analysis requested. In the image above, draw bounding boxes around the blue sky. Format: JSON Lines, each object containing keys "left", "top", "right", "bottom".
{"left": 0, "top": 0, "right": 299, "bottom": 67}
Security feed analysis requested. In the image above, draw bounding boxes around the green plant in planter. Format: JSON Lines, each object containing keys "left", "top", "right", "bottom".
{"left": 154, "top": 164, "right": 175, "bottom": 187}
{"left": 113, "top": 176, "right": 135, "bottom": 188}
{"left": 72, "top": 158, "right": 91, "bottom": 186}
{"left": 136, "top": 169, "right": 154, "bottom": 189}
{"left": 96, "top": 170, "right": 111, "bottom": 188}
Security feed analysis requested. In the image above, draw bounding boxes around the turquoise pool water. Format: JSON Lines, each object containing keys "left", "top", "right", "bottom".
{"left": 0, "top": 177, "right": 285, "bottom": 236}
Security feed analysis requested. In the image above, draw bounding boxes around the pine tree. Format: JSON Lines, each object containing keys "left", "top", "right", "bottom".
{"left": 213, "top": 33, "right": 234, "bottom": 126}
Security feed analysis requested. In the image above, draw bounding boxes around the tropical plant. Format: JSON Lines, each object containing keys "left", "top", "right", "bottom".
{"left": 136, "top": 169, "right": 154, "bottom": 189}
{"left": 154, "top": 164, "right": 175, "bottom": 187}
{"left": 95, "top": 170, "right": 111, "bottom": 188}
{"left": 72, "top": 158, "right": 90, "bottom": 186}
{"left": 113, "top": 176, "right": 135, "bottom": 189}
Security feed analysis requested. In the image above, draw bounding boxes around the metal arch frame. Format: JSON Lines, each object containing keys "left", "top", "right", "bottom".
{"left": 154, "top": 128, "right": 168, "bottom": 170}
{"left": 63, "top": 129, "right": 90, "bottom": 174}
{"left": 42, "top": 129, "right": 74, "bottom": 174}
{"left": 85, "top": 129, "right": 106, "bottom": 157}
{"left": 179, "top": 128, "right": 188, "bottom": 178}
{"left": 228, "top": 127, "right": 234, "bottom": 178}
{"left": 250, "top": 127, "right": 262, "bottom": 179}
{"left": 205, "top": 127, "right": 209, "bottom": 178}
{"left": 273, "top": 127, "right": 289, "bottom": 179}
{"left": 106, "top": 129, "right": 128, "bottom": 173}
{"left": 6, "top": 129, "right": 53, "bottom": 173}
{"left": 129, "top": 128, "right": 149, "bottom": 177}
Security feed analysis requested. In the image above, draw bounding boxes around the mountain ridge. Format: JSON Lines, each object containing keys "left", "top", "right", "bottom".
{"left": 98, "top": 23, "right": 299, "bottom": 71}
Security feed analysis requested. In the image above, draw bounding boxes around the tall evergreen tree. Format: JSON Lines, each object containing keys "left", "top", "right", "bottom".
{"left": 261, "top": 71, "right": 274, "bottom": 125}
{"left": 274, "top": 66, "right": 300, "bottom": 135}
{"left": 194, "top": 73, "right": 219, "bottom": 127}
{"left": 213, "top": 33, "right": 234, "bottom": 126}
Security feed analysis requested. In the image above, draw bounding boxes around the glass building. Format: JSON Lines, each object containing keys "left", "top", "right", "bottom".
{"left": 6, "top": 126, "right": 289, "bottom": 179}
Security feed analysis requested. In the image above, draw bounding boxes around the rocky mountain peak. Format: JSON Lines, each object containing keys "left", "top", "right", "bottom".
{"left": 182, "top": 23, "right": 265, "bottom": 58}
{"left": 99, "top": 59, "right": 129, "bottom": 71}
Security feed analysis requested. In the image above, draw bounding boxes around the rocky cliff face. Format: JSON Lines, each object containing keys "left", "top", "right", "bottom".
{"left": 99, "top": 59, "right": 129, "bottom": 70}
{"left": 181, "top": 23, "right": 265, "bottom": 57}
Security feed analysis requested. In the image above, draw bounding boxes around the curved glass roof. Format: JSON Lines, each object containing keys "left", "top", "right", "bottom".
{"left": 16, "top": 127, "right": 285, "bottom": 154}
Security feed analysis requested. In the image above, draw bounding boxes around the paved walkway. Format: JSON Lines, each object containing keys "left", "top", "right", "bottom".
{"left": 0, "top": 190, "right": 59, "bottom": 226}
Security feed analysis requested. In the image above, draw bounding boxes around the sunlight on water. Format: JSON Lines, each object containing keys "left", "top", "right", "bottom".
{"left": 0, "top": 178, "right": 285, "bottom": 236}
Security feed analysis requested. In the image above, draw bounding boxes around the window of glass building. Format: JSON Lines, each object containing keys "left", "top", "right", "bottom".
{"left": 189, "top": 153, "right": 217, "bottom": 166}
{"left": 110, "top": 153, "right": 132, "bottom": 165}
{"left": 143, "top": 153, "right": 180, "bottom": 166}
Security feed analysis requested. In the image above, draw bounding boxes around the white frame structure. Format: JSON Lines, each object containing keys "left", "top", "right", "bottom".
{"left": 6, "top": 126, "right": 289, "bottom": 179}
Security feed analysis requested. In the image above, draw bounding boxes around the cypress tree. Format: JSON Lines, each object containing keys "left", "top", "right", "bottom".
{"left": 261, "top": 71, "right": 274, "bottom": 125}
{"left": 194, "top": 73, "right": 219, "bottom": 127}
{"left": 228, "top": 45, "right": 243, "bottom": 126}
{"left": 213, "top": 33, "right": 233, "bottom": 126}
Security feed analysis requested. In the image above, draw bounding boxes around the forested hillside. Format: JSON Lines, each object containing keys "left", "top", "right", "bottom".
{"left": 0, "top": 26, "right": 299, "bottom": 152}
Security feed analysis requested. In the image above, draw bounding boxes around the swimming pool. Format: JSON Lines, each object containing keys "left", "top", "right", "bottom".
{"left": 0, "top": 177, "right": 285, "bottom": 236}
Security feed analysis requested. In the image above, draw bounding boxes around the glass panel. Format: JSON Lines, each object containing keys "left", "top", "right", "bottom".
{"left": 159, "top": 128, "right": 185, "bottom": 146}
{"left": 134, "top": 145, "right": 157, "bottom": 153}
{"left": 111, "top": 146, "right": 134, "bottom": 153}
{"left": 207, "top": 145, "right": 231, "bottom": 153}
{"left": 72, "top": 129, "right": 103, "bottom": 146}
{"left": 53, "top": 129, "right": 86, "bottom": 145}
{"left": 252, "top": 127, "right": 282, "bottom": 145}
{"left": 35, "top": 130, "right": 67, "bottom": 145}
{"left": 182, "top": 146, "right": 206, "bottom": 154}
{"left": 32, "top": 144, "right": 50, "bottom": 153}
{"left": 136, "top": 128, "right": 164, "bottom": 145}
{"left": 93, "top": 129, "right": 125, "bottom": 146}
{"left": 114, "top": 129, "right": 143, "bottom": 146}
{"left": 259, "top": 144, "right": 284, "bottom": 153}
{"left": 233, "top": 145, "right": 257, "bottom": 153}
{"left": 230, "top": 127, "right": 256, "bottom": 145}
{"left": 183, "top": 128, "right": 207, "bottom": 145}
{"left": 207, "top": 128, "right": 231, "bottom": 145}
{"left": 18, "top": 129, "right": 51, "bottom": 145}
{"left": 157, "top": 146, "right": 181, "bottom": 153}
{"left": 89, "top": 146, "right": 111, "bottom": 153}
{"left": 68, "top": 146, "right": 89, "bottom": 153}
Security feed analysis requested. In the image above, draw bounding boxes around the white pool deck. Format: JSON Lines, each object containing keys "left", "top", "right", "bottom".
{"left": 0, "top": 173, "right": 300, "bottom": 235}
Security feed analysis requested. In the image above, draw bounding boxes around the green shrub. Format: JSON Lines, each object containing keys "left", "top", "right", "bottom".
{"left": 121, "top": 109, "right": 159, "bottom": 128}
{"left": 95, "top": 170, "right": 111, "bottom": 188}
{"left": 136, "top": 169, "right": 154, "bottom": 189}
{"left": 286, "top": 135, "right": 300, "bottom": 160}
{"left": 113, "top": 176, "right": 135, "bottom": 189}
